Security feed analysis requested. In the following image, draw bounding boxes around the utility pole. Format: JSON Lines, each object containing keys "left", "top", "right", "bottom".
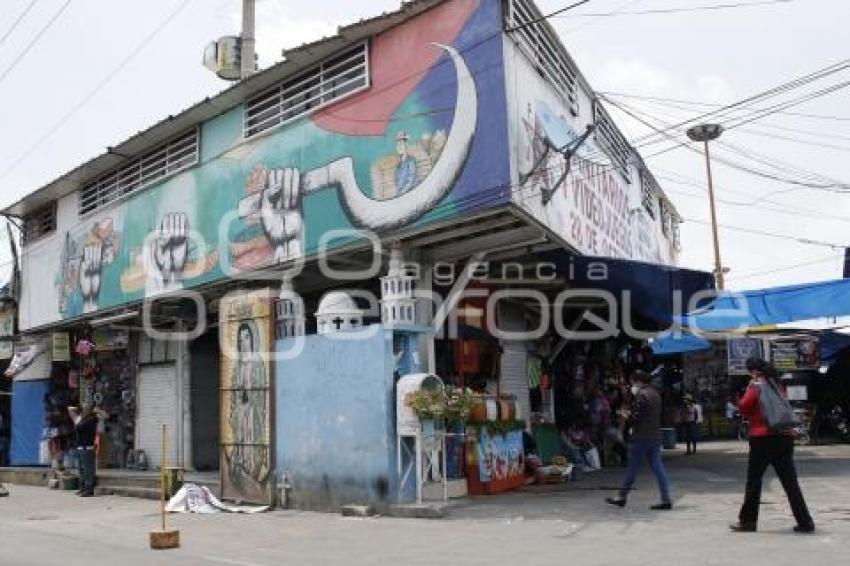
{"left": 240, "top": 0, "right": 256, "bottom": 79}
{"left": 687, "top": 124, "right": 725, "bottom": 290}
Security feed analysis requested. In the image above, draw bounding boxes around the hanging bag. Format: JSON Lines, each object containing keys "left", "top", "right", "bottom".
{"left": 757, "top": 379, "right": 798, "bottom": 432}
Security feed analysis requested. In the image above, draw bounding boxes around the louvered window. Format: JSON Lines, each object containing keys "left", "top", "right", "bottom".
{"left": 594, "top": 101, "right": 632, "bottom": 181}
{"left": 79, "top": 129, "right": 199, "bottom": 216}
{"left": 507, "top": 0, "right": 580, "bottom": 116}
{"left": 23, "top": 202, "right": 57, "bottom": 244}
{"left": 245, "top": 42, "right": 369, "bottom": 138}
{"left": 640, "top": 169, "right": 658, "bottom": 220}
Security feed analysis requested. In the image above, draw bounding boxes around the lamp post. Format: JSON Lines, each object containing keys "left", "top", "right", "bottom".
{"left": 687, "top": 123, "right": 725, "bottom": 290}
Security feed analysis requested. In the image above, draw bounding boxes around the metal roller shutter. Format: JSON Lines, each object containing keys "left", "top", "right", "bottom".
{"left": 501, "top": 341, "right": 530, "bottom": 427}
{"left": 136, "top": 364, "right": 178, "bottom": 468}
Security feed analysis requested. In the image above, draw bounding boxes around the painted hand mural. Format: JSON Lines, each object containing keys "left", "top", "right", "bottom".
{"left": 57, "top": 218, "right": 121, "bottom": 316}
{"left": 44, "top": 0, "right": 511, "bottom": 324}
{"left": 152, "top": 212, "right": 190, "bottom": 287}
{"left": 79, "top": 243, "right": 103, "bottom": 314}
{"left": 260, "top": 168, "right": 303, "bottom": 263}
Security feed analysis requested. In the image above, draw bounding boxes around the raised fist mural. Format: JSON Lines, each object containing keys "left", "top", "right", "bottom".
{"left": 153, "top": 212, "right": 190, "bottom": 287}
{"left": 260, "top": 168, "right": 303, "bottom": 263}
{"left": 79, "top": 243, "right": 103, "bottom": 314}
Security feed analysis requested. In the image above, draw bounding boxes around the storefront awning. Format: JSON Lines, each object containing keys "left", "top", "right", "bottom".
{"left": 676, "top": 279, "right": 850, "bottom": 333}
{"left": 4, "top": 343, "right": 46, "bottom": 378}
{"left": 650, "top": 332, "right": 712, "bottom": 356}
{"left": 542, "top": 253, "right": 715, "bottom": 325}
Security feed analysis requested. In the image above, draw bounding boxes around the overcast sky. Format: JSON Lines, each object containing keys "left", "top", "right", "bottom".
{"left": 1, "top": 0, "right": 848, "bottom": 290}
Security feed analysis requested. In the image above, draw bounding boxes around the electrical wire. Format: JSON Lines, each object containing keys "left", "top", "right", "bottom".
{"left": 728, "top": 255, "right": 845, "bottom": 282}
{"left": 554, "top": 0, "right": 794, "bottom": 17}
{"left": 0, "top": 0, "right": 40, "bottom": 47}
{"left": 0, "top": 0, "right": 71, "bottom": 85}
{"left": 505, "top": 0, "right": 593, "bottom": 32}
{"left": 604, "top": 91, "right": 850, "bottom": 123}
{"left": 0, "top": 0, "right": 195, "bottom": 185}
{"left": 621, "top": 58, "right": 850, "bottom": 149}
{"left": 600, "top": 95, "right": 850, "bottom": 191}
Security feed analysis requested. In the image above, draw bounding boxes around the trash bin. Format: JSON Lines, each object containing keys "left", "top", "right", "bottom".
{"left": 661, "top": 428, "right": 677, "bottom": 450}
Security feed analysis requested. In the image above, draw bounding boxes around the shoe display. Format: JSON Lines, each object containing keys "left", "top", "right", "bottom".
{"left": 729, "top": 523, "right": 757, "bottom": 532}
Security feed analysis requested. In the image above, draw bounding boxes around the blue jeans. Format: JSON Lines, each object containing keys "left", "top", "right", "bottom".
{"left": 619, "top": 439, "right": 671, "bottom": 503}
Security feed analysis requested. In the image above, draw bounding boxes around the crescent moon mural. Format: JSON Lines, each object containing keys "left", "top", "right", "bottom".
{"left": 305, "top": 44, "right": 478, "bottom": 230}
{"left": 234, "top": 44, "right": 479, "bottom": 267}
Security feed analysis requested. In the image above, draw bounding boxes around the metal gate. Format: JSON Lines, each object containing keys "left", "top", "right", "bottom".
{"left": 136, "top": 364, "right": 178, "bottom": 469}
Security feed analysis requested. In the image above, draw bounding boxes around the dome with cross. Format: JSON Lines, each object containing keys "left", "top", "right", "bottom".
{"left": 315, "top": 291, "right": 364, "bottom": 334}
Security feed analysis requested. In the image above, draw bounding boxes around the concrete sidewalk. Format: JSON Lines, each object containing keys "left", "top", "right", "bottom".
{"left": 1, "top": 441, "right": 849, "bottom": 566}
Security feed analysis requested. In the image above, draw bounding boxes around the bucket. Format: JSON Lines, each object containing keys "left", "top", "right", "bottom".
{"left": 469, "top": 399, "right": 487, "bottom": 423}
{"left": 661, "top": 428, "right": 677, "bottom": 450}
{"left": 485, "top": 399, "right": 498, "bottom": 421}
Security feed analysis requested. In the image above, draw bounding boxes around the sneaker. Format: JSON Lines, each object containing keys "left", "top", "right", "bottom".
{"left": 729, "top": 522, "right": 757, "bottom": 532}
{"left": 793, "top": 524, "right": 815, "bottom": 534}
{"left": 650, "top": 502, "right": 672, "bottom": 511}
{"left": 605, "top": 497, "right": 626, "bottom": 508}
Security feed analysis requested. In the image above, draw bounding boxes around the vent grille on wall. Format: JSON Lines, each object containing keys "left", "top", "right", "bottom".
{"left": 23, "top": 202, "right": 57, "bottom": 244}
{"left": 594, "top": 101, "right": 633, "bottom": 182}
{"left": 639, "top": 168, "right": 659, "bottom": 219}
{"left": 244, "top": 42, "right": 370, "bottom": 138}
{"left": 79, "top": 129, "right": 199, "bottom": 216}
{"left": 507, "top": 0, "right": 580, "bottom": 116}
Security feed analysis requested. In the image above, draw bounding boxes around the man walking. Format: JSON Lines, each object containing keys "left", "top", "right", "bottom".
{"left": 606, "top": 370, "right": 673, "bottom": 510}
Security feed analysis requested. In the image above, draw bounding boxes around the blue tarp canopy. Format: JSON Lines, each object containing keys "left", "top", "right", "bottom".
{"left": 650, "top": 332, "right": 713, "bottom": 356}
{"left": 676, "top": 279, "right": 850, "bottom": 332}
{"left": 820, "top": 331, "right": 850, "bottom": 364}
{"left": 542, "top": 253, "right": 715, "bottom": 325}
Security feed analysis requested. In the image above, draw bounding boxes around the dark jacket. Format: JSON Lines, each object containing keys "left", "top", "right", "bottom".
{"left": 74, "top": 413, "right": 99, "bottom": 447}
{"left": 631, "top": 385, "right": 662, "bottom": 441}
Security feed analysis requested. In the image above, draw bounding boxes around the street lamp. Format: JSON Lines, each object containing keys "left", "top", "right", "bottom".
{"left": 687, "top": 123, "right": 725, "bottom": 290}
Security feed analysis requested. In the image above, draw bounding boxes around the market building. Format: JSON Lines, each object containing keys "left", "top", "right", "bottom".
{"left": 1, "top": 0, "right": 696, "bottom": 509}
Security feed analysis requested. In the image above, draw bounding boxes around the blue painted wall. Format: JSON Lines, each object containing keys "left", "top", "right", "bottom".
{"left": 10, "top": 379, "right": 49, "bottom": 466}
{"left": 275, "top": 330, "right": 396, "bottom": 510}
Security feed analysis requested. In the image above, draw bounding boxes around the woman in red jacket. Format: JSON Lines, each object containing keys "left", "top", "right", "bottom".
{"left": 730, "top": 358, "right": 815, "bottom": 533}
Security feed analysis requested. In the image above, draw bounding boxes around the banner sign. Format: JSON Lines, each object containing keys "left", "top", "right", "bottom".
{"left": 727, "top": 337, "right": 764, "bottom": 375}
{"left": 770, "top": 336, "right": 820, "bottom": 371}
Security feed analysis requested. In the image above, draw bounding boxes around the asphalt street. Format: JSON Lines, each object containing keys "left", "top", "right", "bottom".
{"left": 1, "top": 441, "right": 849, "bottom": 566}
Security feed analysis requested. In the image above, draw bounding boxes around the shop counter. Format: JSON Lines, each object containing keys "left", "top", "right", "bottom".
{"left": 466, "top": 427, "right": 525, "bottom": 495}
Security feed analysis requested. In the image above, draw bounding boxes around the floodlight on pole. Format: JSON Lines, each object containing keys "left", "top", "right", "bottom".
{"left": 687, "top": 123, "right": 725, "bottom": 290}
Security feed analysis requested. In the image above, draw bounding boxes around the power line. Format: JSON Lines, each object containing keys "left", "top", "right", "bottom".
{"left": 554, "top": 0, "right": 794, "bottom": 17}
{"left": 601, "top": 95, "right": 850, "bottom": 190}
{"left": 683, "top": 217, "right": 846, "bottom": 249}
{"left": 506, "top": 0, "right": 593, "bottom": 32}
{"left": 0, "top": 0, "right": 71, "bottom": 85}
{"left": 0, "top": 0, "right": 195, "bottom": 185}
{"left": 728, "top": 255, "right": 844, "bottom": 282}
{"left": 0, "top": 0, "right": 40, "bottom": 47}
{"left": 622, "top": 58, "right": 850, "bottom": 148}
{"left": 600, "top": 91, "right": 850, "bottom": 123}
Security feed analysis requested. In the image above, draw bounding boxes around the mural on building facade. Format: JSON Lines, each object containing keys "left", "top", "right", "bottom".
{"left": 513, "top": 62, "right": 676, "bottom": 266}
{"left": 43, "top": 0, "right": 509, "bottom": 324}
{"left": 220, "top": 291, "right": 273, "bottom": 504}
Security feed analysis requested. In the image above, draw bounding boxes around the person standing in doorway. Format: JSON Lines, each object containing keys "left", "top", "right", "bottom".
{"left": 606, "top": 370, "right": 673, "bottom": 510}
{"left": 684, "top": 395, "right": 704, "bottom": 455}
{"left": 730, "top": 358, "right": 815, "bottom": 533}
{"left": 69, "top": 404, "right": 105, "bottom": 497}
